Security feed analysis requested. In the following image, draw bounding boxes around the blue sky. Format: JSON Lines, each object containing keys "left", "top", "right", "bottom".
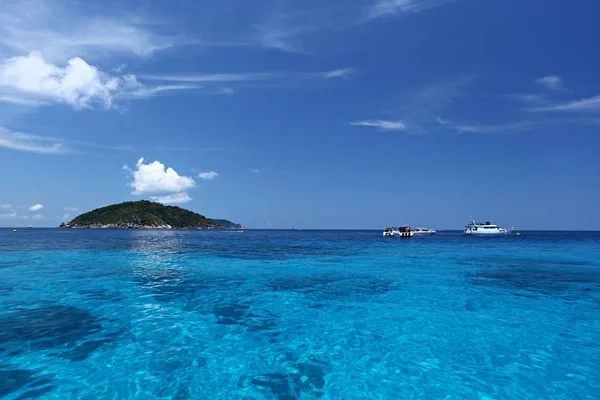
{"left": 1, "top": 0, "right": 599, "bottom": 229}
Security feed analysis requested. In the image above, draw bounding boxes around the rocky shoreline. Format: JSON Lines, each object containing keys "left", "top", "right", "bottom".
{"left": 59, "top": 222, "right": 174, "bottom": 229}
{"left": 58, "top": 222, "right": 237, "bottom": 229}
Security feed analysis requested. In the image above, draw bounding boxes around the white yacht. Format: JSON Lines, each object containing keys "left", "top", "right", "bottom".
{"left": 383, "top": 226, "right": 414, "bottom": 238}
{"left": 413, "top": 227, "right": 436, "bottom": 235}
{"left": 464, "top": 219, "right": 511, "bottom": 235}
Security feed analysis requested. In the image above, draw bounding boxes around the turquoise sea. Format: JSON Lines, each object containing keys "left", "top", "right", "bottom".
{"left": 1, "top": 229, "right": 600, "bottom": 399}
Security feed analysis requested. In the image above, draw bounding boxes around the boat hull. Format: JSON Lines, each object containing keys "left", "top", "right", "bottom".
{"left": 464, "top": 229, "right": 508, "bottom": 235}
{"left": 383, "top": 231, "right": 414, "bottom": 238}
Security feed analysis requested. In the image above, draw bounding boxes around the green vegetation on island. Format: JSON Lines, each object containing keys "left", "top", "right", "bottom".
{"left": 60, "top": 200, "right": 242, "bottom": 229}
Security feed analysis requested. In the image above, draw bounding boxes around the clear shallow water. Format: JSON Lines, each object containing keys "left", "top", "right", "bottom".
{"left": 1, "top": 229, "right": 600, "bottom": 399}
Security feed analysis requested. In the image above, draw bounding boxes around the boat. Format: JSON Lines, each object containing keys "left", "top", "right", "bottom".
{"left": 383, "top": 227, "right": 395, "bottom": 237}
{"left": 383, "top": 226, "right": 414, "bottom": 238}
{"left": 464, "top": 219, "right": 512, "bottom": 235}
{"left": 413, "top": 227, "right": 436, "bottom": 235}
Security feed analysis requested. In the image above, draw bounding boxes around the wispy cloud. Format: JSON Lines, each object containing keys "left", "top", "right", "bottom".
{"left": 218, "top": 87, "right": 235, "bottom": 95}
{"left": 535, "top": 75, "right": 563, "bottom": 91}
{"left": 323, "top": 68, "right": 354, "bottom": 79}
{"left": 0, "top": 95, "right": 48, "bottom": 106}
{"left": 349, "top": 120, "right": 406, "bottom": 131}
{"left": 139, "top": 72, "right": 274, "bottom": 83}
{"left": 140, "top": 68, "right": 353, "bottom": 85}
{"left": 529, "top": 95, "right": 600, "bottom": 112}
{"left": 364, "top": 0, "right": 450, "bottom": 20}
{"left": 1, "top": 127, "right": 233, "bottom": 155}
{"left": 125, "top": 84, "right": 203, "bottom": 98}
{"left": 64, "top": 207, "right": 79, "bottom": 211}
{"left": 253, "top": 7, "right": 343, "bottom": 53}
{"left": 454, "top": 121, "right": 543, "bottom": 134}
{"left": 0, "top": 204, "right": 12, "bottom": 209}
{"left": 253, "top": 1, "right": 451, "bottom": 53}
{"left": 0, "top": 128, "right": 67, "bottom": 154}
{"left": 508, "top": 93, "right": 548, "bottom": 105}
{"left": 0, "top": 0, "right": 174, "bottom": 63}
{"left": 0, "top": 212, "right": 17, "bottom": 218}
{"left": 354, "top": 76, "right": 471, "bottom": 134}
{"left": 250, "top": 168, "right": 265, "bottom": 174}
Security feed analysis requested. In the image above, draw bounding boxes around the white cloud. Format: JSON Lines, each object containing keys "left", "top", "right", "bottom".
{"left": 0, "top": 52, "right": 122, "bottom": 109}
{"left": 0, "top": 53, "right": 200, "bottom": 110}
{"left": 198, "top": 171, "right": 219, "bottom": 180}
{"left": 365, "top": 0, "right": 447, "bottom": 20}
{"left": 151, "top": 193, "right": 193, "bottom": 204}
{"left": 250, "top": 168, "right": 264, "bottom": 174}
{"left": 0, "top": 212, "right": 17, "bottom": 218}
{"left": 31, "top": 214, "right": 44, "bottom": 220}
{"left": 535, "top": 76, "right": 563, "bottom": 91}
{"left": 530, "top": 96, "right": 600, "bottom": 112}
{"left": 128, "top": 157, "right": 195, "bottom": 204}
{"left": 64, "top": 207, "right": 79, "bottom": 211}
{"left": 0, "top": 127, "right": 67, "bottom": 154}
{"left": 29, "top": 204, "right": 44, "bottom": 211}
{"left": 349, "top": 120, "right": 406, "bottom": 130}
{"left": 0, "top": 204, "right": 12, "bottom": 209}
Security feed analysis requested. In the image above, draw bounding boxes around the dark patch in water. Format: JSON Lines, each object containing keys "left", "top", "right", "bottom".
{"left": 79, "top": 289, "right": 123, "bottom": 302}
{"left": 15, "top": 386, "right": 55, "bottom": 400}
{"left": 0, "top": 367, "right": 54, "bottom": 398}
{"left": 213, "top": 303, "right": 278, "bottom": 332}
{"left": 240, "top": 356, "right": 329, "bottom": 399}
{"left": 251, "top": 373, "right": 296, "bottom": 400}
{"left": 0, "top": 285, "right": 12, "bottom": 295}
{"left": 464, "top": 298, "right": 484, "bottom": 311}
{"left": 214, "top": 303, "right": 250, "bottom": 325}
{"left": 268, "top": 273, "right": 399, "bottom": 300}
{"left": 0, "top": 305, "right": 109, "bottom": 360}
{"left": 294, "top": 361, "right": 327, "bottom": 390}
{"left": 471, "top": 267, "right": 600, "bottom": 297}
{"left": 268, "top": 274, "right": 346, "bottom": 291}
{"left": 458, "top": 257, "right": 592, "bottom": 268}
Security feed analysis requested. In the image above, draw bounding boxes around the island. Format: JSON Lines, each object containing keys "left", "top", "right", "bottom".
{"left": 59, "top": 200, "right": 243, "bottom": 229}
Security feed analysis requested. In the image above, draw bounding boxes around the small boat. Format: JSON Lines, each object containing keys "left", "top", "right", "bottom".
{"left": 383, "top": 226, "right": 414, "bottom": 238}
{"left": 464, "top": 219, "right": 512, "bottom": 235}
{"left": 413, "top": 227, "right": 436, "bottom": 235}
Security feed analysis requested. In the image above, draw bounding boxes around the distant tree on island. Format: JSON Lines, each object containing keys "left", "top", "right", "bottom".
{"left": 60, "top": 200, "right": 242, "bottom": 229}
